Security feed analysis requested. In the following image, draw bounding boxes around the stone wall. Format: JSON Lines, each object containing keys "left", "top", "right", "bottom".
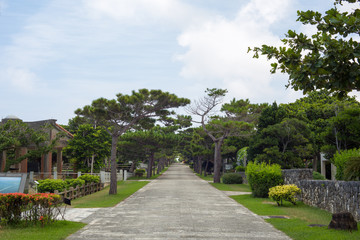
{"left": 238, "top": 168, "right": 360, "bottom": 221}
{"left": 282, "top": 169, "right": 313, "bottom": 186}
{"left": 299, "top": 180, "right": 360, "bottom": 221}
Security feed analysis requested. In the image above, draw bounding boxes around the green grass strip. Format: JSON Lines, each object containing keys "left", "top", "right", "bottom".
{"left": 232, "top": 194, "right": 360, "bottom": 240}
{"left": 0, "top": 221, "right": 85, "bottom": 240}
{"left": 210, "top": 183, "right": 251, "bottom": 192}
{"left": 128, "top": 167, "right": 169, "bottom": 180}
{"left": 195, "top": 173, "right": 214, "bottom": 182}
{"left": 71, "top": 181, "right": 149, "bottom": 208}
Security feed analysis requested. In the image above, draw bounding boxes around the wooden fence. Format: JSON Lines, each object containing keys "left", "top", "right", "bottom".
{"left": 53, "top": 182, "right": 103, "bottom": 200}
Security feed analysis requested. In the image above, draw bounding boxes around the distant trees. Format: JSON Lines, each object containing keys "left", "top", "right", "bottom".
{"left": 75, "top": 89, "right": 190, "bottom": 194}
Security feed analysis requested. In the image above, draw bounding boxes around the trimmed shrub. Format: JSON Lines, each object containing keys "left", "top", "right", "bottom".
{"left": 235, "top": 166, "right": 246, "bottom": 172}
{"left": 38, "top": 179, "right": 66, "bottom": 193}
{"left": 269, "top": 184, "right": 301, "bottom": 206}
{"left": 78, "top": 174, "right": 100, "bottom": 184}
{"left": 313, "top": 171, "right": 326, "bottom": 180}
{"left": 0, "top": 193, "right": 61, "bottom": 225}
{"left": 135, "top": 169, "right": 146, "bottom": 177}
{"left": 65, "top": 179, "right": 85, "bottom": 189}
{"left": 222, "top": 173, "right": 243, "bottom": 184}
{"left": 246, "top": 162, "right": 283, "bottom": 198}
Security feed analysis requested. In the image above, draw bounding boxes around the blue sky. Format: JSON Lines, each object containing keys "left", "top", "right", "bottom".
{"left": 0, "top": 0, "right": 358, "bottom": 124}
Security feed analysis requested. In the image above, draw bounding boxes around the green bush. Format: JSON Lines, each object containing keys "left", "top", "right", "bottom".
{"left": 78, "top": 174, "right": 100, "bottom": 184}
{"left": 222, "top": 173, "right": 243, "bottom": 184}
{"left": 246, "top": 162, "right": 283, "bottom": 198}
{"left": 65, "top": 179, "right": 85, "bottom": 189}
{"left": 269, "top": 184, "right": 301, "bottom": 206}
{"left": 235, "top": 166, "right": 246, "bottom": 172}
{"left": 38, "top": 179, "right": 66, "bottom": 193}
{"left": 135, "top": 169, "right": 146, "bottom": 177}
{"left": 333, "top": 148, "right": 360, "bottom": 180}
{"left": 312, "top": 171, "right": 326, "bottom": 180}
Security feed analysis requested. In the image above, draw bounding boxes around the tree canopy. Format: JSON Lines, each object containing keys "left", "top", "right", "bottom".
{"left": 250, "top": 0, "right": 360, "bottom": 97}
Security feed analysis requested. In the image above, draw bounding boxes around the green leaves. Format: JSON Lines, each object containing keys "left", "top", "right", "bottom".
{"left": 249, "top": 1, "right": 360, "bottom": 97}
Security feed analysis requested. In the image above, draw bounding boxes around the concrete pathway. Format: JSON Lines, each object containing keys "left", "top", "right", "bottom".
{"left": 67, "top": 163, "right": 290, "bottom": 240}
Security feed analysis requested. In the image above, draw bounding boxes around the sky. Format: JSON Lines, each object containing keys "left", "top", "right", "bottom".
{"left": 0, "top": 0, "right": 359, "bottom": 124}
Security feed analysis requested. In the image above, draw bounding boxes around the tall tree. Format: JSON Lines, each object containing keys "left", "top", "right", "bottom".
{"left": 76, "top": 89, "right": 190, "bottom": 194}
{"left": 187, "top": 89, "right": 253, "bottom": 183}
{"left": 64, "top": 124, "right": 111, "bottom": 173}
{"left": 250, "top": 0, "right": 360, "bottom": 97}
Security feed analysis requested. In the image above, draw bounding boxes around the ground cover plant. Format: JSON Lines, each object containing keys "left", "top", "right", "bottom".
{"left": 0, "top": 220, "right": 85, "bottom": 240}
{"left": 71, "top": 181, "right": 149, "bottom": 208}
{"left": 232, "top": 195, "right": 360, "bottom": 240}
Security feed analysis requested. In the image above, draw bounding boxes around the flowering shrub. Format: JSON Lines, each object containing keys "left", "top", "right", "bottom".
{"left": 0, "top": 193, "right": 62, "bottom": 225}
{"left": 268, "top": 184, "right": 301, "bottom": 206}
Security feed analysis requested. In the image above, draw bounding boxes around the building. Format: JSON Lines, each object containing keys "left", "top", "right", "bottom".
{"left": 0, "top": 115, "right": 73, "bottom": 178}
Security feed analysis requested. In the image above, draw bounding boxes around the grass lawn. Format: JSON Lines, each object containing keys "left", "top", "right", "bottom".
{"left": 128, "top": 167, "right": 169, "bottom": 180}
{"left": 232, "top": 194, "right": 360, "bottom": 240}
{"left": 210, "top": 183, "right": 251, "bottom": 192}
{"left": 71, "top": 180, "right": 149, "bottom": 208}
{"left": 196, "top": 173, "right": 214, "bottom": 182}
{"left": 0, "top": 221, "right": 85, "bottom": 240}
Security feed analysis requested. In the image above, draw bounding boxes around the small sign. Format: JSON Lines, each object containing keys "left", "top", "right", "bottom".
{"left": 64, "top": 198, "right": 71, "bottom": 205}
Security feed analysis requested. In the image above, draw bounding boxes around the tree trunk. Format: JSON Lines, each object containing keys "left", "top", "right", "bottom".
{"left": 147, "top": 152, "right": 155, "bottom": 178}
{"left": 204, "top": 159, "right": 209, "bottom": 177}
{"left": 213, "top": 141, "right": 222, "bottom": 183}
{"left": 90, "top": 154, "right": 95, "bottom": 174}
{"left": 109, "top": 135, "right": 119, "bottom": 195}
{"left": 197, "top": 156, "right": 202, "bottom": 174}
{"left": 199, "top": 156, "right": 203, "bottom": 175}
{"left": 129, "top": 161, "right": 136, "bottom": 173}
{"left": 312, "top": 153, "right": 318, "bottom": 172}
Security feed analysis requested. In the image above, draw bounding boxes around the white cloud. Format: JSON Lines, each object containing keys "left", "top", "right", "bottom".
{"left": 82, "top": 0, "right": 206, "bottom": 28}
{"left": 4, "top": 68, "right": 38, "bottom": 91}
{"left": 175, "top": 0, "right": 296, "bottom": 102}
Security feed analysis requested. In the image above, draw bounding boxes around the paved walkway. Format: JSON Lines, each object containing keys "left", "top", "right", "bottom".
{"left": 67, "top": 163, "right": 290, "bottom": 240}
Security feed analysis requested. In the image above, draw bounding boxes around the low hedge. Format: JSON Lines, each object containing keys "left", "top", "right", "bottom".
{"left": 222, "top": 173, "right": 243, "bottom": 184}
{"left": 38, "top": 179, "right": 66, "bottom": 193}
{"left": 38, "top": 175, "right": 99, "bottom": 193}
{"left": 65, "top": 179, "right": 85, "bottom": 189}
{"left": 78, "top": 174, "right": 100, "bottom": 184}
{"left": 0, "top": 193, "right": 61, "bottom": 225}
{"left": 135, "top": 169, "right": 146, "bottom": 177}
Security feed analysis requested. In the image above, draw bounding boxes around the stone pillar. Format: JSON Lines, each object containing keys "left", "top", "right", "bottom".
{"left": 41, "top": 154, "right": 45, "bottom": 178}
{"left": 1, "top": 151, "right": 6, "bottom": 172}
{"left": 42, "top": 153, "right": 52, "bottom": 178}
{"left": 331, "top": 163, "right": 337, "bottom": 180}
{"left": 320, "top": 153, "right": 327, "bottom": 177}
{"left": 19, "top": 147, "right": 28, "bottom": 173}
{"left": 57, "top": 149, "right": 63, "bottom": 173}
